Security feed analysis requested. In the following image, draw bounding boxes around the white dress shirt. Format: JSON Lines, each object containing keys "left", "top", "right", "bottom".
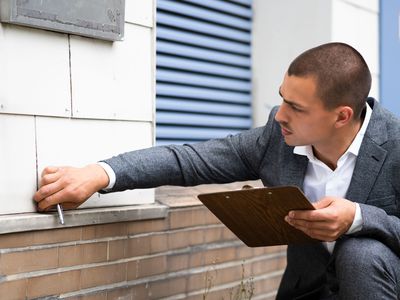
{"left": 293, "top": 103, "right": 372, "bottom": 253}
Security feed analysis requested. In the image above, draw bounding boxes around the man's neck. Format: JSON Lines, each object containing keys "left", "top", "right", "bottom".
{"left": 312, "top": 119, "right": 363, "bottom": 170}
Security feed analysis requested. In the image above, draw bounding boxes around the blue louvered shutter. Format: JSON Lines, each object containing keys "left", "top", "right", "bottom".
{"left": 156, "top": 0, "right": 253, "bottom": 145}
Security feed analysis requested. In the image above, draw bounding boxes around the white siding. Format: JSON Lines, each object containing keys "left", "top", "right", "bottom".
{"left": 125, "top": 0, "right": 154, "bottom": 27}
{"left": 0, "top": 114, "right": 37, "bottom": 214}
{"left": 0, "top": 25, "right": 71, "bottom": 117}
{"left": 70, "top": 24, "right": 153, "bottom": 121}
{"left": 35, "top": 117, "right": 154, "bottom": 207}
{"left": 0, "top": 1, "right": 156, "bottom": 214}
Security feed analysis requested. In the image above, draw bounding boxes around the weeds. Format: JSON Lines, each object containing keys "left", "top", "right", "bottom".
{"left": 203, "top": 260, "right": 254, "bottom": 300}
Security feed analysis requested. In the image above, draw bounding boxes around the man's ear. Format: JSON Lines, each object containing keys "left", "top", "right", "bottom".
{"left": 335, "top": 106, "right": 353, "bottom": 128}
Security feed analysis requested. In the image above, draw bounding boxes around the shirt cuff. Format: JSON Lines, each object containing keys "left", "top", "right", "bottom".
{"left": 96, "top": 162, "right": 116, "bottom": 191}
{"left": 346, "top": 203, "right": 363, "bottom": 234}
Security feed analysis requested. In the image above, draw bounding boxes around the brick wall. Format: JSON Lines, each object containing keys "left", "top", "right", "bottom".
{"left": 0, "top": 192, "right": 287, "bottom": 300}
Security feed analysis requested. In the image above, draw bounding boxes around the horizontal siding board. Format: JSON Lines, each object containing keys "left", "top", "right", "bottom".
{"left": 157, "top": 69, "right": 251, "bottom": 91}
{"left": 229, "top": 0, "right": 252, "bottom": 6}
{"left": 157, "top": 84, "right": 251, "bottom": 104}
{"left": 157, "top": 41, "right": 251, "bottom": 67}
{"left": 157, "top": 0, "right": 251, "bottom": 30}
{"left": 156, "top": 98, "right": 251, "bottom": 116}
{"left": 157, "top": 12, "right": 251, "bottom": 42}
{"left": 157, "top": 27, "right": 251, "bottom": 55}
{"left": 182, "top": 0, "right": 252, "bottom": 18}
{"left": 157, "top": 126, "right": 242, "bottom": 140}
{"left": 157, "top": 55, "right": 251, "bottom": 79}
{"left": 157, "top": 112, "right": 252, "bottom": 128}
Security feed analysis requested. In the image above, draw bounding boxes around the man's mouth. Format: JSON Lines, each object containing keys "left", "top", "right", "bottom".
{"left": 281, "top": 126, "right": 292, "bottom": 136}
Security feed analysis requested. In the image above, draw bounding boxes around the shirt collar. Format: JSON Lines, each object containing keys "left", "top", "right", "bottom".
{"left": 294, "top": 103, "right": 372, "bottom": 160}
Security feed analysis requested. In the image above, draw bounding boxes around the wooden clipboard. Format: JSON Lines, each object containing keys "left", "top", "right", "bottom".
{"left": 198, "top": 186, "right": 319, "bottom": 247}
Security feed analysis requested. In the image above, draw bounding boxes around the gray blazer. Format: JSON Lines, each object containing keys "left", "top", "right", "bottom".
{"left": 104, "top": 98, "right": 400, "bottom": 298}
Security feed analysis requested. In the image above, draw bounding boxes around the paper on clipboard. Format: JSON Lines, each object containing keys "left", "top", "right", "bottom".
{"left": 197, "top": 186, "right": 319, "bottom": 247}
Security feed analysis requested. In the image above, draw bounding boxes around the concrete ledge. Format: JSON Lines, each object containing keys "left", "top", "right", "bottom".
{"left": 0, "top": 204, "right": 168, "bottom": 234}
{"left": 156, "top": 180, "right": 263, "bottom": 208}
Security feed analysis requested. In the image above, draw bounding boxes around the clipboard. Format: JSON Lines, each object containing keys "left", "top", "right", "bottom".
{"left": 197, "top": 186, "right": 319, "bottom": 247}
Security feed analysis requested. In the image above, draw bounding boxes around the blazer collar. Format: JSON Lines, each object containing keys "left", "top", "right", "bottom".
{"left": 346, "top": 98, "right": 388, "bottom": 203}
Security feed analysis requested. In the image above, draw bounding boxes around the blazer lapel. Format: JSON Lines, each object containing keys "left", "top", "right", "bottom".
{"left": 280, "top": 145, "right": 309, "bottom": 188}
{"left": 346, "top": 99, "right": 388, "bottom": 203}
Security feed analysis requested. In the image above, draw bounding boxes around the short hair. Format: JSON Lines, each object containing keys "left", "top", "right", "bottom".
{"left": 287, "top": 42, "right": 372, "bottom": 119}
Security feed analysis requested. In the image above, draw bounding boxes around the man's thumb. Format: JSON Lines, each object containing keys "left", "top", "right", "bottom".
{"left": 313, "top": 197, "right": 333, "bottom": 209}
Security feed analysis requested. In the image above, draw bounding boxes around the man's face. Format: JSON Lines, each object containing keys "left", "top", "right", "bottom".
{"left": 275, "top": 73, "right": 339, "bottom": 147}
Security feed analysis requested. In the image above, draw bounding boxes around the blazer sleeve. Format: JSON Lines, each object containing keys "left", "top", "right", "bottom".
{"left": 101, "top": 108, "right": 279, "bottom": 192}
{"left": 352, "top": 204, "right": 400, "bottom": 256}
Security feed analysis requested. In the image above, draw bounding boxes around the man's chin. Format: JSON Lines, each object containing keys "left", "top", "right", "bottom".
{"left": 283, "top": 136, "right": 303, "bottom": 147}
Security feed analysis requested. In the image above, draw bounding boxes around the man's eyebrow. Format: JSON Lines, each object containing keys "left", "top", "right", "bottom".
{"left": 278, "top": 88, "right": 305, "bottom": 108}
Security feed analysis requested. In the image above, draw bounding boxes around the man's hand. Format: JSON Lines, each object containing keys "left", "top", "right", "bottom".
{"left": 284, "top": 197, "right": 356, "bottom": 241}
{"left": 33, "top": 164, "right": 110, "bottom": 211}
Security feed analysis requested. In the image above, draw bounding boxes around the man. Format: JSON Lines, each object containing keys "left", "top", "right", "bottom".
{"left": 34, "top": 43, "right": 400, "bottom": 299}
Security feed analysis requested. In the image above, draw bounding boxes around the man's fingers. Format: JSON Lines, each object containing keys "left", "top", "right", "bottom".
{"left": 34, "top": 179, "right": 64, "bottom": 203}
{"left": 39, "top": 172, "right": 62, "bottom": 188}
{"left": 285, "top": 217, "right": 327, "bottom": 231}
{"left": 288, "top": 209, "right": 327, "bottom": 222}
{"left": 285, "top": 219, "right": 334, "bottom": 241}
{"left": 37, "top": 193, "right": 61, "bottom": 211}
{"left": 41, "top": 166, "right": 60, "bottom": 177}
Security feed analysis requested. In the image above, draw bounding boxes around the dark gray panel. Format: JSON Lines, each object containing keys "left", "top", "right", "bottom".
{"left": 0, "top": 0, "right": 125, "bottom": 41}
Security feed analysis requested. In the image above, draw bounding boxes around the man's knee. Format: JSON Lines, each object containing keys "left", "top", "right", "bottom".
{"left": 333, "top": 237, "right": 400, "bottom": 298}
{"left": 334, "top": 237, "right": 392, "bottom": 274}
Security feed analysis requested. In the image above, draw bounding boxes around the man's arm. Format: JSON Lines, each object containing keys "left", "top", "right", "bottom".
{"left": 100, "top": 128, "right": 269, "bottom": 193}
{"left": 34, "top": 108, "right": 278, "bottom": 210}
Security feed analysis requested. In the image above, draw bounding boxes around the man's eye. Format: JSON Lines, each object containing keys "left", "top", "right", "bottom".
{"left": 291, "top": 106, "right": 302, "bottom": 112}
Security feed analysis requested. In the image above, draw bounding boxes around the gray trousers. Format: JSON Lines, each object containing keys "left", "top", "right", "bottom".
{"left": 325, "top": 237, "right": 400, "bottom": 299}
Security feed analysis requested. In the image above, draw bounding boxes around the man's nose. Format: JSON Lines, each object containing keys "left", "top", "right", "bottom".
{"left": 274, "top": 104, "right": 287, "bottom": 124}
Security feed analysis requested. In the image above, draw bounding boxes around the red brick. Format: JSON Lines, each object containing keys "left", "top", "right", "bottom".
{"left": 0, "top": 279, "right": 27, "bottom": 300}
{"left": 80, "top": 263, "right": 126, "bottom": 289}
{"left": 167, "top": 253, "right": 189, "bottom": 272}
{"left": 127, "top": 218, "right": 168, "bottom": 235}
{"left": 126, "top": 236, "right": 151, "bottom": 257}
{"left": 106, "top": 287, "right": 132, "bottom": 300}
{"left": 108, "top": 239, "right": 127, "bottom": 261}
{"left": 150, "top": 234, "right": 168, "bottom": 254}
{"left": 27, "top": 270, "right": 80, "bottom": 298}
{"left": 82, "top": 223, "right": 127, "bottom": 240}
{"left": 0, "top": 247, "right": 58, "bottom": 275}
{"left": 148, "top": 277, "right": 187, "bottom": 298}
{"left": 169, "top": 207, "right": 206, "bottom": 229}
{"left": 0, "top": 227, "right": 82, "bottom": 248}
{"left": 59, "top": 242, "right": 108, "bottom": 267}
{"left": 127, "top": 256, "right": 167, "bottom": 280}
